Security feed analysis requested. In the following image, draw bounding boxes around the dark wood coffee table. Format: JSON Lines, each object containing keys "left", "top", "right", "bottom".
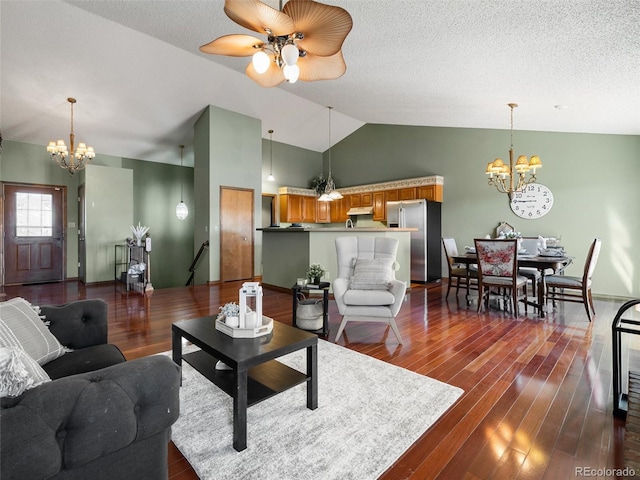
{"left": 171, "top": 317, "right": 318, "bottom": 451}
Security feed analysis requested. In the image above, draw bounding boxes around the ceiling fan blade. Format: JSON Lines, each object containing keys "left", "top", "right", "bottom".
{"left": 298, "top": 50, "right": 347, "bottom": 82}
{"left": 283, "top": 0, "right": 353, "bottom": 57}
{"left": 246, "top": 58, "right": 286, "bottom": 87}
{"left": 200, "top": 34, "right": 264, "bottom": 56}
{"left": 224, "top": 0, "right": 295, "bottom": 36}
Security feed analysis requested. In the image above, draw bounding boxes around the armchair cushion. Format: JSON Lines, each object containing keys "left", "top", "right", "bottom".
{"left": 343, "top": 289, "right": 396, "bottom": 306}
{"left": 349, "top": 257, "right": 395, "bottom": 290}
{"left": 0, "top": 297, "right": 66, "bottom": 366}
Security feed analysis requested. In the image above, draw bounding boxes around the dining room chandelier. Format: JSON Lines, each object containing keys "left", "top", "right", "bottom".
{"left": 175, "top": 145, "right": 189, "bottom": 220}
{"left": 199, "top": 0, "right": 352, "bottom": 88}
{"left": 485, "top": 103, "right": 542, "bottom": 199}
{"left": 318, "top": 106, "right": 342, "bottom": 202}
{"left": 47, "top": 98, "right": 95, "bottom": 175}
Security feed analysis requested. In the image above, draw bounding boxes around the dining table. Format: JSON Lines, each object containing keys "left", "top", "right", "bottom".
{"left": 451, "top": 251, "right": 573, "bottom": 318}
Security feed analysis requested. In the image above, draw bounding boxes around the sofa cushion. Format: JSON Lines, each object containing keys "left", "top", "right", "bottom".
{"left": 343, "top": 289, "right": 396, "bottom": 306}
{"left": 43, "top": 344, "right": 126, "bottom": 380}
{"left": 0, "top": 297, "right": 66, "bottom": 365}
{"left": 349, "top": 257, "right": 394, "bottom": 290}
{"left": 0, "top": 347, "right": 51, "bottom": 398}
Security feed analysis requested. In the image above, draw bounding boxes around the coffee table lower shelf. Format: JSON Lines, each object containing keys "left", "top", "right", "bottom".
{"left": 183, "top": 350, "right": 309, "bottom": 407}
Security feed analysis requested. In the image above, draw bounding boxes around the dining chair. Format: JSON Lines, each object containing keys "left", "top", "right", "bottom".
{"left": 442, "top": 238, "right": 477, "bottom": 299}
{"left": 546, "top": 238, "right": 601, "bottom": 321}
{"left": 518, "top": 237, "right": 543, "bottom": 298}
{"left": 474, "top": 238, "right": 528, "bottom": 316}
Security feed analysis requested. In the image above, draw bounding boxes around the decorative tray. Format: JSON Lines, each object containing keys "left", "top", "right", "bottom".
{"left": 215, "top": 315, "right": 273, "bottom": 338}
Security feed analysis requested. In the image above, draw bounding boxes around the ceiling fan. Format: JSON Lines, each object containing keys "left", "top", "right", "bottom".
{"left": 200, "top": 0, "right": 353, "bottom": 87}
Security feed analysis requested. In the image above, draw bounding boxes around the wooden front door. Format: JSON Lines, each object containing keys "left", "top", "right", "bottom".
{"left": 3, "top": 183, "right": 65, "bottom": 285}
{"left": 220, "top": 187, "right": 254, "bottom": 282}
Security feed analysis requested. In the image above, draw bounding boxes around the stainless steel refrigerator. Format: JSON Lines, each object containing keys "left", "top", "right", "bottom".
{"left": 386, "top": 199, "right": 441, "bottom": 283}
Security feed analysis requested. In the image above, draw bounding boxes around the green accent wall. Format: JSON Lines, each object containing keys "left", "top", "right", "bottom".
{"left": 327, "top": 124, "right": 640, "bottom": 298}
{"left": 194, "top": 105, "right": 263, "bottom": 283}
{"left": 261, "top": 139, "right": 322, "bottom": 196}
{"left": 4, "top": 121, "right": 639, "bottom": 298}
{"left": 1, "top": 140, "right": 194, "bottom": 289}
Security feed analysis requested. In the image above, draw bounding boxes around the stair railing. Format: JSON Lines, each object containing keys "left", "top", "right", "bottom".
{"left": 186, "top": 240, "right": 209, "bottom": 286}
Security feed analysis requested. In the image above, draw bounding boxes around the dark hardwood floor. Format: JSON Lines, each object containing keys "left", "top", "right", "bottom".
{"left": 3, "top": 279, "right": 638, "bottom": 479}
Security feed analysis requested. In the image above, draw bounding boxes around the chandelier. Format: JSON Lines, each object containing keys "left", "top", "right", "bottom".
{"left": 176, "top": 145, "right": 189, "bottom": 220}
{"left": 199, "top": 0, "right": 352, "bottom": 87}
{"left": 485, "top": 103, "right": 542, "bottom": 199}
{"left": 47, "top": 98, "right": 95, "bottom": 175}
{"left": 267, "top": 129, "right": 275, "bottom": 181}
{"left": 318, "top": 106, "right": 342, "bottom": 202}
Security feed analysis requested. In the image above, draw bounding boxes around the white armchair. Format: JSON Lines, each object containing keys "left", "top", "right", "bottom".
{"left": 332, "top": 236, "right": 407, "bottom": 343}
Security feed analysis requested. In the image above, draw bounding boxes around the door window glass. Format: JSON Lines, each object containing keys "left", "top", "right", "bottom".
{"left": 16, "top": 192, "right": 53, "bottom": 236}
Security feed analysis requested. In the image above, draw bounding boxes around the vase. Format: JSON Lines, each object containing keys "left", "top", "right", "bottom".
{"left": 136, "top": 237, "right": 143, "bottom": 247}
{"left": 226, "top": 316, "right": 239, "bottom": 328}
{"left": 313, "top": 276, "right": 321, "bottom": 285}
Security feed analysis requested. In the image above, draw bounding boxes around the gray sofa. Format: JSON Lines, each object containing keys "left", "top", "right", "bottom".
{"left": 0, "top": 299, "right": 181, "bottom": 480}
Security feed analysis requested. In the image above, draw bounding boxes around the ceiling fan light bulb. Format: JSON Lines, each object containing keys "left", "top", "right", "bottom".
{"left": 281, "top": 44, "right": 299, "bottom": 66}
{"left": 283, "top": 64, "right": 300, "bottom": 83}
{"left": 252, "top": 50, "right": 270, "bottom": 74}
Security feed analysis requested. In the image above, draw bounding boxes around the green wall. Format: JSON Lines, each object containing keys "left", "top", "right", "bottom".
{"left": 1, "top": 140, "right": 194, "bottom": 289}
{"left": 326, "top": 124, "right": 640, "bottom": 298}
{"left": 194, "top": 105, "right": 263, "bottom": 283}
{"left": 4, "top": 122, "right": 638, "bottom": 298}
{"left": 84, "top": 164, "right": 133, "bottom": 283}
{"left": 261, "top": 138, "right": 322, "bottom": 196}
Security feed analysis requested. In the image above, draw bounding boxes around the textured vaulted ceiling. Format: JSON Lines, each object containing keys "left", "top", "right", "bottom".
{"left": 1, "top": 0, "right": 639, "bottom": 167}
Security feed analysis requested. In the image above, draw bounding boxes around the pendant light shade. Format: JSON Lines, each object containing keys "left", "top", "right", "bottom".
{"left": 176, "top": 145, "right": 189, "bottom": 220}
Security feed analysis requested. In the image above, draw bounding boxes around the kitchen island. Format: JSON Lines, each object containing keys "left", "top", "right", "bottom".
{"left": 259, "top": 227, "right": 414, "bottom": 290}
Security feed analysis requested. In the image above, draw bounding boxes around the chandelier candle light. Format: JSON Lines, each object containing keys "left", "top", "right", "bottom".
{"left": 176, "top": 145, "right": 189, "bottom": 220}
{"left": 485, "top": 103, "right": 542, "bottom": 200}
{"left": 47, "top": 98, "right": 95, "bottom": 175}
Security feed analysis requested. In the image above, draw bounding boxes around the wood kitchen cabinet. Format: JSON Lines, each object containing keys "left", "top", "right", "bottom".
{"left": 417, "top": 185, "right": 443, "bottom": 202}
{"left": 302, "top": 196, "right": 316, "bottom": 222}
{"left": 316, "top": 199, "right": 330, "bottom": 223}
{"left": 361, "top": 192, "right": 373, "bottom": 206}
{"left": 279, "top": 194, "right": 303, "bottom": 223}
{"left": 373, "top": 192, "right": 386, "bottom": 221}
{"left": 349, "top": 194, "right": 362, "bottom": 208}
{"left": 330, "top": 196, "right": 350, "bottom": 223}
{"left": 386, "top": 189, "right": 399, "bottom": 202}
{"left": 398, "top": 187, "right": 416, "bottom": 200}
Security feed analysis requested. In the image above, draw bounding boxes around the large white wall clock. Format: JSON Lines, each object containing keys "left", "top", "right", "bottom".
{"left": 510, "top": 183, "right": 554, "bottom": 219}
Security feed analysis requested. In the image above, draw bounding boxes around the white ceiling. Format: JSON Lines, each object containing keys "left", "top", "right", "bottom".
{"left": 2, "top": 0, "right": 639, "bottom": 167}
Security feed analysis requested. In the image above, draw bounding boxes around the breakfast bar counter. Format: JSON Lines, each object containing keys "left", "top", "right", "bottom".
{"left": 259, "top": 228, "right": 413, "bottom": 290}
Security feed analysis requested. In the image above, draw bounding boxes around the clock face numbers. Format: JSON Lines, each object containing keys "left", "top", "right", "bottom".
{"left": 510, "top": 183, "right": 554, "bottom": 219}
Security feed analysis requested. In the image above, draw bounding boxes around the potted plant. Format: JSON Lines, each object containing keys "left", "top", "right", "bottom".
{"left": 307, "top": 263, "right": 326, "bottom": 285}
{"left": 309, "top": 175, "right": 327, "bottom": 196}
{"left": 218, "top": 302, "right": 240, "bottom": 328}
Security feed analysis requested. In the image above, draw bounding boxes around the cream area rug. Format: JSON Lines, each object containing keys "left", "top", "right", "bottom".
{"left": 168, "top": 340, "right": 463, "bottom": 480}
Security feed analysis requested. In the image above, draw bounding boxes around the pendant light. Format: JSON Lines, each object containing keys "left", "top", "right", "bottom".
{"left": 176, "top": 145, "right": 189, "bottom": 220}
{"left": 318, "top": 106, "right": 342, "bottom": 201}
{"left": 267, "top": 129, "right": 275, "bottom": 181}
